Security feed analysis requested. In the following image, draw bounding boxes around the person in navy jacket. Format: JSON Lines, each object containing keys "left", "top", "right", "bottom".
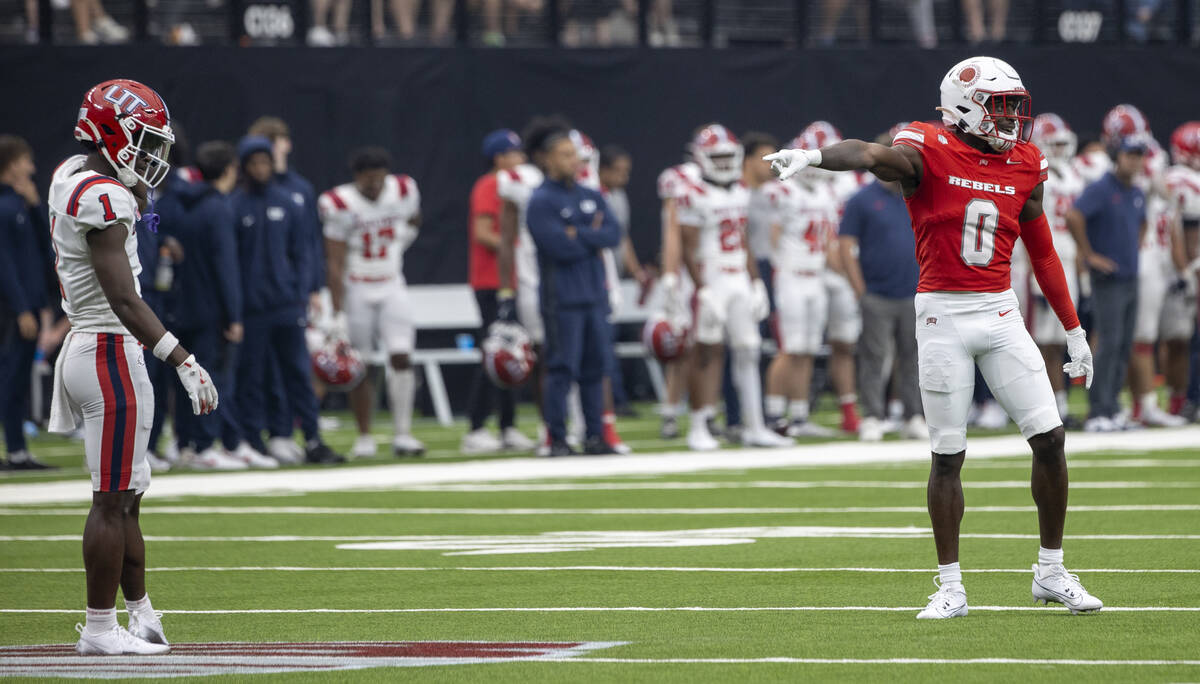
{"left": 156, "top": 141, "right": 278, "bottom": 470}
{"left": 525, "top": 124, "right": 621, "bottom": 456}
{"left": 0, "top": 135, "right": 55, "bottom": 470}
{"left": 231, "top": 136, "right": 342, "bottom": 465}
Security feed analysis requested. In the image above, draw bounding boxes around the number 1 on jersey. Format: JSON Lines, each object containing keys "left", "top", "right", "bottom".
{"left": 98, "top": 194, "right": 117, "bottom": 222}
{"left": 960, "top": 198, "right": 999, "bottom": 266}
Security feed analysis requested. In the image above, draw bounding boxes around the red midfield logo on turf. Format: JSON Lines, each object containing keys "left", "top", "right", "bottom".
{"left": 0, "top": 641, "right": 626, "bottom": 678}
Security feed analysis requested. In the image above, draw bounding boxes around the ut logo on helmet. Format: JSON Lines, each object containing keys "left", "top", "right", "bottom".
{"left": 102, "top": 84, "right": 149, "bottom": 114}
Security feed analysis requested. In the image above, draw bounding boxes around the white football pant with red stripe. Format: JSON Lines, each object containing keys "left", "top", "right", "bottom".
{"left": 61, "top": 332, "right": 153, "bottom": 493}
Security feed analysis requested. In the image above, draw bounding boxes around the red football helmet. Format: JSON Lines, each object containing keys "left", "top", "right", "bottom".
{"left": 642, "top": 314, "right": 687, "bottom": 363}
{"left": 691, "top": 124, "right": 743, "bottom": 185}
{"left": 74, "top": 79, "right": 174, "bottom": 188}
{"left": 799, "top": 121, "right": 844, "bottom": 149}
{"left": 483, "top": 321, "right": 536, "bottom": 389}
{"left": 1171, "top": 122, "right": 1200, "bottom": 169}
{"left": 311, "top": 339, "right": 366, "bottom": 391}
{"left": 570, "top": 129, "right": 600, "bottom": 190}
{"left": 1032, "top": 113, "right": 1078, "bottom": 162}
{"left": 1101, "top": 104, "right": 1151, "bottom": 145}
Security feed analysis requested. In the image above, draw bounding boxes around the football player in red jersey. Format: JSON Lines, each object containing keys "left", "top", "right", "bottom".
{"left": 766, "top": 56, "right": 1101, "bottom": 619}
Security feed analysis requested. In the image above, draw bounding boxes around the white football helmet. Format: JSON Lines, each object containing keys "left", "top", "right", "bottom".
{"left": 1032, "top": 113, "right": 1078, "bottom": 163}
{"left": 690, "top": 124, "right": 743, "bottom": 185}
{"left": 570, "top": 129, "right": 600, "bottom": 190}
{"left": 939, "top": 56, "right": 1032, "bottom": 152}
{"left": 789, "top": 121, "right": 843, "bottom": 183}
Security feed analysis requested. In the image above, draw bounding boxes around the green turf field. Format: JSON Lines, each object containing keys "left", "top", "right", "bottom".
{"left": 2, "top": 402, "right": 1198, "bottom": 682}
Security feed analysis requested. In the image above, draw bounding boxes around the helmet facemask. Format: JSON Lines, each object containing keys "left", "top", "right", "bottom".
{"left": 111, "top": 117, "right": 174, "bottom": 189}
{"left": 964, "top": 91, "right": 1032, "bottom": 152}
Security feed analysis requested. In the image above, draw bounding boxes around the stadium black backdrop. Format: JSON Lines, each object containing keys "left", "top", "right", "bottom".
{"left": 4, "top": 46, "right": 1199, "bottom": 285}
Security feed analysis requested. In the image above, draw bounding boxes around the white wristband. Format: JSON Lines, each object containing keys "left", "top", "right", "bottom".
{"left": 808, "top": 149, "right": 823, "bottom": 168}
{"left": 153, "top": 332, "right": 179, "bottom": 361}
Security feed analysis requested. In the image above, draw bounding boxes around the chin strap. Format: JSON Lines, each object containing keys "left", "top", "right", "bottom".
{"left": 142, "top": 187, "right": 160, "bottom": 233}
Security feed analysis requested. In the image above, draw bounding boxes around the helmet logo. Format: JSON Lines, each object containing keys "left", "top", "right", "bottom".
{"left": 958, "top": 66, "right": 980, "bottom": 86}
{"left": 102, "top": 85, "right": 149, "bottom": 115}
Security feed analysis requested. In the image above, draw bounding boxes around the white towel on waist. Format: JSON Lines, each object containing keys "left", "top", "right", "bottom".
{"left": 48, "top": 329, "right": 80, "bottom": 434}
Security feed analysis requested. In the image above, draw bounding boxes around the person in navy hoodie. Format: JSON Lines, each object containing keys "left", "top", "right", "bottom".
{"left": 230, "top": 136, "right": 342, "bottom": 465}
{"left": 248, "top": 117, "right": 324, "bottom": 461}
{"left": 0, "top": 135, "right": 56, "bottom": 470}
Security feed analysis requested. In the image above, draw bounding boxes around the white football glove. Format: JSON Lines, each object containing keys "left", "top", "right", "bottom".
{"left": 1063, "top": 327, "right": 1093, "bottom": 390}
{"left": 330, "top": 311, "right": 350, "bottom": 342}
{"left": 176, "top": 354, "right": 219, "bottom": 415}
{"left": 660, "top": 272, "right": 683, "bottom": 318}
{"left": 762, "top": 148, "right": 822, "bottom": 181}
{"left": 751, "top": 278, "right": 770, "bottom": 322}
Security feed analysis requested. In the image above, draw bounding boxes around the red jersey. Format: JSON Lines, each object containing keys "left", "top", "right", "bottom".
{"left": 468, "top": 172, "right": 508, "bottom": 291}
{"left": 892, "top": 121, "right": 1049, "bottom": 293}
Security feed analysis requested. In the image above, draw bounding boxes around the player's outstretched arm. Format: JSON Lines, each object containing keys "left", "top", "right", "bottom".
{"left": 88, "top": 225, "right": 219, "bottom": 413}
{"left": 765, "top": 140, "right": 920, "bottom": 187}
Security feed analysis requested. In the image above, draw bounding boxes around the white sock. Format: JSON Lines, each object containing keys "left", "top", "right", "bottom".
{"left": 732, "top": 348, "right": 765, "bottom": 433}
{"left": 839, "top": 393, "right": 857, "bottom": 407}
{"left": 124, "top": 594, "right": 154, "bottom": 619}
{"left": 1038, "top": 546, "right": 1064, "bottom": 574}
{"left": 661, "top": 402, "right": 678, "bottom": 418}
{"left": 387, "top": 367, "right": 415, "bottom": 437}
{"left": 690, "top": 409, "right": 711, "bottom": 434}
{"left": 938, "top": 562, "right": 963, "bottom": 588}
{"left": 567, "top": 384, "right": 585, "bottom": 440}
{"left": 765, "top": 395, "right": 786, "bottom": 421}
{"left": 1054, "top": 390, "right": 1068, "bottom": 419}
{"left": 85, "top": 607, "right": 117, "bottom": 635}
{"left": 789, "top": 399, "right": 810, "bottom": 422}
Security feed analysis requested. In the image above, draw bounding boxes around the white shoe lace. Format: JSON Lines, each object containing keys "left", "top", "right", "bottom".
{"left": 925, "top": 576, "right": 964, "bottom": 607}
{"left": 1043, "top": 566, "right": 1088, "bottom": 599}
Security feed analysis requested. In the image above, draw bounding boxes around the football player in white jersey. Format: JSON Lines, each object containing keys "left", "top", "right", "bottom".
{"left": 1029, "top": 114, "right": 1087, "bottom": 422}
{"left": 678, "top": 124, "right": 791, "bottom": 450}
{"left": 49, "top": 79, "right": 218, "bottom": 655}
{"left": 654, "top": 156, "right": 701, "bottom": 439}
{"left": 1165, "top": 122, "right": 1200, "bottom": 418}
{"left": 762, "top": 135, "right": 842, "bottom": 438}
{"left": 803, "top": 122, "right": 865, "bottom": 434}
{"left": 497, "top": 120, "right": 551, "bottom": 453}
{"left": 321, "top": 147, "right": 425, "bottom": 457}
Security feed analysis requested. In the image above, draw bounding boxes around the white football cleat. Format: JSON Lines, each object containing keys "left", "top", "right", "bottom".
{"left": 687, "top": 425, "right": 720, "bottom": 451}
{"left": 902, "top": 415, "right": 930, "bottom": 440}
{"left": 974, "top": 400, "right": 1008, "bottom": 429}
{"left": 144, "top": 451, "right": 171, "bottom": 472}
{"left": 127, "top": 610, "right": 168, "bottom": 646}
{"left": 461, "top": 428, "right": 503, "bottom": 454}
{"left": 787, "top": 420, "right": 835, "bottom": 438}
{"left": 1032, "top": 564, "right": 1103, "bottom": 614}
{"left": 75, "top": 623, "right": 169, "bottom": 655}
{"left": 916, "top": 576, "right": 968, "bottom": 619}
{"left": 742, "top": 428, "right": 793, "bottom": 448}
{"left": 1083, "top": 416, "right": 1117, "bottom": 433}
{"left": 188, "top": 447, "right": 247, "bottom": 471}
{"left": 1139, "top": 405, "right": 1186, "bottom": 428}
{"left": 393, "top": 434, "right": 426, "bottom": 457}
{"left": 267, "top": 437, "right": 303, "bottom": 464}
{"left": 501, "top": 427, "right": 536, "bottom": 451}
{"left": 231, "top": 442, "right": 279, "bottom": 469}
{"left": 351, "top": 434, "right": 378, "bottom": 459}
{"left": 858, "top": 416, "right": 885, "bottom": 442}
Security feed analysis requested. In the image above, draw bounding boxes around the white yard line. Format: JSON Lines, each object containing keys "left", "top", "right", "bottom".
{"left": 1, "top": 504, "right": 1195, "bottom": 516}
{"left": 559, "top": 657, "right": 1200, "bottom": 666}
{"left": 2, "top": 606, "right": 1198, "bottom": 614}
{"left": 1, "top": 566, "right": 1197, "bottom": 574}
{"left": 4, "top": 427, "right": 1198, "bottom": 505}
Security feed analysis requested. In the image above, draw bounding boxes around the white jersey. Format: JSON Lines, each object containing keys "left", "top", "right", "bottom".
{"left": 656, "top": 162, "right": 701, "bottom": 201}
{"left": 675, "top": 177, "right": 750, "bottom": 280}
{"left": 1041, "top": 160, "right": 1086, "bottom": 265}
{"left": 320, "top": 174, "right": 419, "bottom": 283}
{"left": 1165, "top": 164, "right": 1200, "bottom": 226}
{"left": 47, "top": 155, "right": 142, "bottom": 333}
{"left": 497, "top": 163, "right": 544, "bottom": 290}
{"left": 763, "top": 179, "right": 838, "bottom": 273}
{"left": 827, "top": 170, "right": 870, "bottom": 213}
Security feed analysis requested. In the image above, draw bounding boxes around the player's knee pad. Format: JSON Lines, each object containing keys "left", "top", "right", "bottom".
{"left": 929, "top": 425, "right": 967, "bottom": 455}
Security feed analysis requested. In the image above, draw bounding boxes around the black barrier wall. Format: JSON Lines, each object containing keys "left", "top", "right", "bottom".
{"left": 3, "top": 46, "right": 1199, "bottom": 284}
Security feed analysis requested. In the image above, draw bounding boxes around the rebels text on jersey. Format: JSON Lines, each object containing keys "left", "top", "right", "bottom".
{"left": 47, "top": 155, "right": 143, "bottom": 333}
{"left": 892, "top": 121, "right": 1049, "bottom": 293}
{"left": 763, "top": 179, "right": 838, "bottom": 273}
{"left": 675, "top": 177, "right": 751, "bottom": 278}
{"left": 497, "top": 163, "right": 545, "bottom": 290}
{"left": 320, "top": 174, "right": 419, "bottom": 283}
